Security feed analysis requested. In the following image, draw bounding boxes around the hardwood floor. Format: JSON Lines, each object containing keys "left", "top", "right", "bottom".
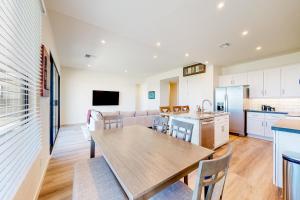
{"left": 38, "top": 125, "right": 282, "bottom": 200}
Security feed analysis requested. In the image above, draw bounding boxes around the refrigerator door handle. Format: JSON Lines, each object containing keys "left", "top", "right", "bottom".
{"left": 225, "top": 94, "right": 228, "bottom": 112}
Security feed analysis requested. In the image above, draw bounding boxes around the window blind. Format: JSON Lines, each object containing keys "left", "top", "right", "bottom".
{"left": 0, "top": 0, "right": 42, "bottom": 199}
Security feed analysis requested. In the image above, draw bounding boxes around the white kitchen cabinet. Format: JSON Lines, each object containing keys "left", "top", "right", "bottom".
{"left": 247, "top": 112, "right": 286, "bottom": 140}
{"left": 264, "top": 114, "right": 285, "bottom": 138}
{"left": 247, "top": 71, "right": 264, "bottom": 98}
{"left": 214, "top": 115, "right": 229, "bottom": 148}
{"left": 218, "top": 73, "right": 247, "bottom": 87}
{"left": 263, "top": 68, "right": 281, "bottom": 98}
{"left": 247, "top": 112, "right": 265, "bottom": 137}
{"left": 232, "top": 73, "right": 248, "bottom": 86}
{"left": 281, "top": 64, "right": 300, "bottom": 97}
{"left": 218, "top": 75, "right": 232, "bottom": 87}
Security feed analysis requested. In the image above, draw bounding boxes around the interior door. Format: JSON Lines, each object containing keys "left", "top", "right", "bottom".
{"left": 226, "top": 86, "right": 245, "bottom": 135}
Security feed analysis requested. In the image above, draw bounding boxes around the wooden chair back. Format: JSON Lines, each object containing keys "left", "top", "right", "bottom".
{"left": 103, "top": 115, "right": 123, "bottom": 129}
{"left": 160, "top": 106, "right": 171, "bottom": 113}
{"left": 170, "top": 119, "right": 194, "bottom": 142}
{"left": 192, "top": 145, "right": 233, "bottom": 200}
{"left": 152, "top": 116, "right": 169, "bottom": 133}
{"left": 181, "top": 105, "right": 190, "bottom": 112}
{"left": 172, "top": 106, "right": 182, "bottom": 112}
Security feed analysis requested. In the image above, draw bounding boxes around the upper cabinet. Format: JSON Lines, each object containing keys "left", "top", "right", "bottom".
{"left": 218, "top": 73, "right": 247, "bottom": 87}
{"left": 248, "top": 68, "right": 281, "bottom": 98}
{"left": 263, "top": 68, "right": 281, "bottom": 98}
{"left": 248, "top": 71, "right": 264, "bottom": 98}
{"left": 281, "top": 64, "right": 300, "bottom": 97}
{"left": 218, "top": 64, "right": 300, "bottom": 98}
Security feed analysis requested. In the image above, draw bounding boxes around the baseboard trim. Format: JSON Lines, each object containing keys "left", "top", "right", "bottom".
{"left": 247, "top": 134, "right": 273, "bottom": 142}
{"left": 33, "top": 155, "right": 51, "bottom": 200}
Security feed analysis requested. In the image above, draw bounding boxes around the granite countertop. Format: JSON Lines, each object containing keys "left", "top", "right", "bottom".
{"left": 245, "top": 109, "right": 288, "bottom": 115}
{"left": 271, "top": 119, "right": 300, "bottom": 134}
{"left": 165, "top": 111, "right": 229, "bottom": 120}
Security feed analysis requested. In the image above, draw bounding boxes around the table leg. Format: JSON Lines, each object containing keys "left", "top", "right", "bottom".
{"left": 184, "top": 175, "right": 188, "bottom": 185}
{"left": 90, "top": 138, "right": 95, "bottom": 158}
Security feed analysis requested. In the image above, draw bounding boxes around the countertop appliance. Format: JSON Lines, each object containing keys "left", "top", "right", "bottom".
{"left": 200, "top": 117, "right": 215, "bottom": 149}
{"left": 215, "top": 86, "right": 249, "bottom": 136}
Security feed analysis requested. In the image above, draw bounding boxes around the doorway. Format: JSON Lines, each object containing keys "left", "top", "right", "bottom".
{"left": 50, "top": 54, "right": 60, "bottom": 153}
{"left": 160, "top": 77, "right": 179, "bottom": 106}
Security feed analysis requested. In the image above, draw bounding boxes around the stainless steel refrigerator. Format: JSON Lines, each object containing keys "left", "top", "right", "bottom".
{"left": 215, "top": 86, "right": 249, "bottom": 136}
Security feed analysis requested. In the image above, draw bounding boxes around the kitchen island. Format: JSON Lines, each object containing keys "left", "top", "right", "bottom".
{"left": 272, "top": 118, "right": 300, "bottom": 188}
{"left": 166, "top": 112, "right": 230, "bottom": 149}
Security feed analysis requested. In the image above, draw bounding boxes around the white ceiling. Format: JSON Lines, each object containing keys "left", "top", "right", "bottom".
{"left": 45, "top": 0, "right": 300, "bottom": 76}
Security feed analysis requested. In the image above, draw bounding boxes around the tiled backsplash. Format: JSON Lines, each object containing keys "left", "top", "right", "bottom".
{"left": 245, "top": 98, "right": 300, "bottom": 112}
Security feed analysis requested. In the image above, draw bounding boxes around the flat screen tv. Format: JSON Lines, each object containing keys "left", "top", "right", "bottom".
{"left": 92, "top": 90, "right": 119, "bottom": 106}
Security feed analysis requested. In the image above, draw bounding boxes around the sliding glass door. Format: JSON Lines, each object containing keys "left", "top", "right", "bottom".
{"left": 50, "top": 54, "right": 60, "bottom": 153}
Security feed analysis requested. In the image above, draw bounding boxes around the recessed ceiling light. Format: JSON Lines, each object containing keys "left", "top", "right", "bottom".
{"left": 124, "top": 69, "right": 128, "bottom": 73}
{"left": 242, "top": 30, "right": 249, "bottom": 36}
{"left": 153, "top": 55, "right": 158, "bottom": 59}
{"left": 87, "top": 64, "right": 92, "bottom": 67}
{"left": 185, "top": 53, "right": 189, "bottom": 57}
{"left": 156, "top": 42, "right": 161, "bottom": 47}
{"left": 256, "top": 46, "right": 262, "bottom": 51}
{"left": 205, "top": 61, "right": 209, "bottom": 64}
{"left": 219, "top": 42, "right": 230, "bottom": 48}
{"left": 217, "top": 2, "right": 225, "bottom": 9}
{"left": 101, "top": 40, "right": 106, "bottom": 44}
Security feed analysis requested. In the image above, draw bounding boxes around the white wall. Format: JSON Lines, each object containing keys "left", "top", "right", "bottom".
{"left": 14, "top": 13, "right": 62, "bottom": 200}
{"left": 221, "top": 51, "right": 300, "bottom": 75}
{"left": 61, "top": 67, "right": 139, "bottom": 125}
{"left": 140, "top": 65, "right": 216, "bottom": 111}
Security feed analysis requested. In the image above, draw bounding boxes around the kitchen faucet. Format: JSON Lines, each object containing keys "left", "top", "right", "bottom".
{"left": 202, "top": 99, "right": 212, "bottom": 112}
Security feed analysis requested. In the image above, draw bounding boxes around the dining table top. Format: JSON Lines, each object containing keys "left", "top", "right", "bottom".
{"left": 91, "top": 125, "right": 214, "bottom": 200}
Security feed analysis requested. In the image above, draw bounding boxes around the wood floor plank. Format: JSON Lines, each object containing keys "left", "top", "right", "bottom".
{"left": 38, "top": 125, "right": 282, "bottom": 200}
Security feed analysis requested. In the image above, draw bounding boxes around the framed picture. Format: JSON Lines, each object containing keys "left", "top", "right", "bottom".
{"left": 148, "top": 91, "right": 155, "bottom": 99}
{"left": 40, "top": 44, "right": 50, "bottom": 97}
{"left": 183, "top": 63, "right": 206, "bottom": 77}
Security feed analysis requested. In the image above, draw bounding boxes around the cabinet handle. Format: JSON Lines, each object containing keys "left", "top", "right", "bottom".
{"left": 261, "top": 90, "right": 264, "bottom": 96}
{"left": 265, "top": 89, "right": 267, "bottom": 95}
{"left": 282, "top": 89, "right": 285, "bottom": 95}
{"left": 265, "top": 122, "right": 268, "bottom": 127}
{"left": 261, "top": 121, "right": 264, "bottom": 127}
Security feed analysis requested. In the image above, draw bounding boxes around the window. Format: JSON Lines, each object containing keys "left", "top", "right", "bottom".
{"left": 0, "top": 0, "right": 42, "bottom": 199}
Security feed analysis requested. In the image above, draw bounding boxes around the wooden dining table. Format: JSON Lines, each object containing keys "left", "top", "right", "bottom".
{"left": 90, "top": 125, "right": 214, "bottom": 200}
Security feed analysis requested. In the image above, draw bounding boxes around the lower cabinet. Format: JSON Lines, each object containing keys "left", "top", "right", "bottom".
{"left": 247, "top": 112, "right": 286, "bottom": 140}
{"left": 214, "top": 115, "right": 229, "bottom": 148}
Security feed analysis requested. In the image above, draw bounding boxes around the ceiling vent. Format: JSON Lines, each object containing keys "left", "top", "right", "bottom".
{"left": 85, "top": 54, "right": 95, "bottom": 58}
{"left": 219, "top": 42, "right": 231, "bottom": 48}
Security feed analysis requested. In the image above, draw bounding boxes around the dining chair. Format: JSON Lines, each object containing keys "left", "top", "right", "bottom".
{"left": 152, "top": 116, "right": 169, "bottom": 133}
{"left": 103, "top": 115, "right": 123, "bottom": 129}
{"left": 160, "top": 106, "right": 171, "bottom": 113}
{"left": 170, "top": 119, "right": 194, "bottom": 142}
{"left": 170, "top": 119, "right": 194, "bottom": 184}
{"left": 172, "top": 106, "right": 182, "bottom": 112}
{"left": 181, "top": 105, "right": 190, "bottom": 112}
{"left": 150, "top": 144, "right": 233, "bottom": 200}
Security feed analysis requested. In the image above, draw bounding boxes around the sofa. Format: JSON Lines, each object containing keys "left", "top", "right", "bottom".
{"left": 88, "top": 110, "right": 160, "bottom": 131}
